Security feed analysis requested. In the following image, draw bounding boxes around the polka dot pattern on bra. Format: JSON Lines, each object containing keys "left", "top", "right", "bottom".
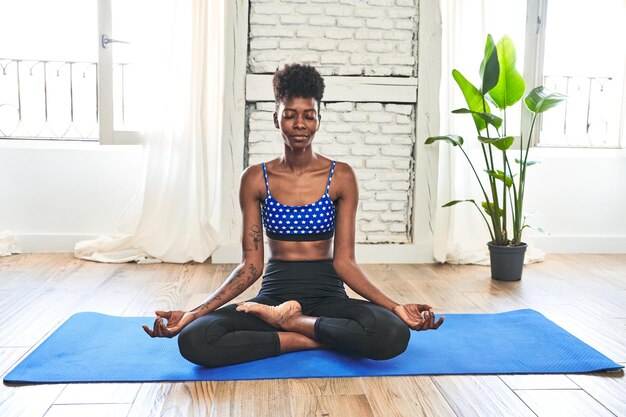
{"left": 261, "top": 161, "right": 336, "bottom": 238}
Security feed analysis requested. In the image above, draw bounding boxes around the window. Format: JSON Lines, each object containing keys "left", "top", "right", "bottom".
{"left": 525, "top": 0, "right": 626, "bottom": 148}
{"left": 0, "top": 0, "right": 144, "bottom": 144}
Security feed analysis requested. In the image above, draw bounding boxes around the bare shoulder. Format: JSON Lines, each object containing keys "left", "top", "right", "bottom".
{"left": 333, "top": 161, "right": 357, "bottom": 182}
{"left": 330, "top": 161, "right": 358, "bottom": 198}
{"left": 240, "top": 163, "right": 266, "bottom": 200}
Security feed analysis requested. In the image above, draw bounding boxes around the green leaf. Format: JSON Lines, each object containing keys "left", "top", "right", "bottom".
{"left": 442, "top": 199, "right": 475, "bottom": 208}
{"left": 521, "top": 224, "right": 546, "bottom": 234}
{"left": 514, "top": 158, "right": 541, "bottom": 166}
{"left": 478, "top": 135, "right": 515, "bottom": 151}
{"left": 525, "top": 86, "right": 567, "bottom": 113}
{"left": 488, "top": 35, "right": 525, "bottom": 109}
{"left": 452, "top": 108, "right": 502, "bottom": 129}
{"left": 452, "top": 70, "right": 490, "bottom": 131}
{"left": 484, "top": 169, "right": 513, "bottom": 188}
{"left": 425, "top": 135, "right": 464, "bottom": 146}
{"left": 479, "top": 34, "right": 500, "bottom": 94}
{"left": 482, "top": 201, "right": 504, "bottom": 217}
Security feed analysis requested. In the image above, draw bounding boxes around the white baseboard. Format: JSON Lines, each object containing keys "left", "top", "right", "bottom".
{"left": 10, "top": 234, "right": 95, "bottom": 253}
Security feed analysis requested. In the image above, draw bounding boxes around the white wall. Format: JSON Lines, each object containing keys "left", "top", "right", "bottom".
{"left": 523, "top": 148, "right": 626, "bottom": 253}
{"left": 0, "top": 141, "right": 142, "bottom": 252}
{"left": 1, "top": 0, "right": 624, "bottom": 258}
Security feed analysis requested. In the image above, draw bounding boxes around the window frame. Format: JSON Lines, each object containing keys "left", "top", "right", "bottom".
{"left": 523, "top": 0, "right": 626, "bottom": 149}
{"left": 97, "top": 0, "right": 141, "bottom": 145}
{"left": 0, "top": 0, "right": 140, "bottom": 145}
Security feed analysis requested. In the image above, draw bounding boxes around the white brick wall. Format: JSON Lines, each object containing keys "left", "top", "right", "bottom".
{"left": 248, "top": 0, "right": 417, "bottom": 76}
{"left": 247, "top": 102, "right": 415, "bottom": 243}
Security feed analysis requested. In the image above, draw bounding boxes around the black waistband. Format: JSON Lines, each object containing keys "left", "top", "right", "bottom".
{"left": 266, "top": 230, "right": 334, "bottom": 241}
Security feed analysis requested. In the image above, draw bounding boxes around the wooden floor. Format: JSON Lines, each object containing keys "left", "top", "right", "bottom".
{"left": 1, "top": 253, "right": 625, "bottom": 417}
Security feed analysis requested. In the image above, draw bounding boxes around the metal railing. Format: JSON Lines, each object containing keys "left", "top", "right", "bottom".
{"left": 0, "top": 58, "right": 133, "bottom": 141}
{"left": 540, "top": 75, "right": 619, "bottom": 148}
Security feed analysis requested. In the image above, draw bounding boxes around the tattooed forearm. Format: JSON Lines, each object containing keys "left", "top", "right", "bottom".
{"left": 233, "top": 263, "right": 260, "bottom": 294}
{"left": 190, "top": 269, "right": 245, "bottom": 314}
{"left": 232, "top": 267, "right": 249, "bottom": 293}
{"left": 188, "top": 262, "right": 262, "bottom": 318}
{"left": 248, "top": 225, "right": 262, "bottom": 251}
{"left": 249, "top": 263, "right": 258, "bottom": 278}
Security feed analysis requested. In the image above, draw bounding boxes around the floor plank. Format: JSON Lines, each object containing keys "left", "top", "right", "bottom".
{"left": 0, "top": 347, "right": 28, "bottom": 377}
{"left": 209, "top": 380, "right": 292, "bottom": 417}
{"left": 500, "top": 374, "right": 579, "bottom": 390}
{"left": 288, "top": 377, "right": 364, "bottom": 396}
{"left": 516, "top": 389, "right": 616, "bottom": 417}
{"left": 432, "top": 375, "right": 536, "bottom": 417}
{"left": 362, "top": 376, "right": 456, "bottom": 417}
{"left": 43, "top": 403, "right": 131, "bottom": 417}
{"left": 291, "top": 394, "right": 374, "bottom": 417}
{"left": 0, "top": 384, "right": 64, "bottom": 417}
{"left": 126, "top": 382, "right": 216, "bottom": 417}
{"left": 568, "top": 371, "right": 626, "bottom": 417}
{"left": 55, "top": 383, "right": 141, "bottom": 404}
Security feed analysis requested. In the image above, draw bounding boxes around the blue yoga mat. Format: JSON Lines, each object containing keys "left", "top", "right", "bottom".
{"left": 4, "top": 309, "right": 622, "bottom": 384}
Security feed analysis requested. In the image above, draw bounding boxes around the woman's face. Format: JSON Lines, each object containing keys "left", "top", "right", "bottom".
{"left": 274, "top": 96, "right": 321, "bottom": 151}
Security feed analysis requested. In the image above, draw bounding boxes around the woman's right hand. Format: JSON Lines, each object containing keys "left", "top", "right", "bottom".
{"left": 142, "top": 310, "right": 196, "bottom": 338}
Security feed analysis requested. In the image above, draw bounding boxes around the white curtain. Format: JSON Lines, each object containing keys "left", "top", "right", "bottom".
{"left": 75, "top": 0, "right": 224, "bottom": 264}
{"left": 0, "top": 231, "right": 17, "bottom": 256}
{"left": 433, "top": 0, "right": 544, "bottom": 264}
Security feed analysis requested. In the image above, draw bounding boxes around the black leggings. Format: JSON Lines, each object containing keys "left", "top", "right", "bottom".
{"left": 177, "top": 260, "right": 410, "bottom": 367}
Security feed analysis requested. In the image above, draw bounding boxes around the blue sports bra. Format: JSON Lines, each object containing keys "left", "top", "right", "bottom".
{"left": 261, "top": 161, "right": 337, "bottom": 241}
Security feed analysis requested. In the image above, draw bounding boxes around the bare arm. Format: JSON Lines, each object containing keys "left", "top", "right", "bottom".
{"left": 331, "top": 163, "right": 444, "bottom": 330}
{"left": 188, "top": 165, "right": 266, "bottom": 318}
{"left": 143, "top": 166, "right": 266, "bottom": 338}
{"left": 331, "top": 163, "right": 399, "bottom": 310}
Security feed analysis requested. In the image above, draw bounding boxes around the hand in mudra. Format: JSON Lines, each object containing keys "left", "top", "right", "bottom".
{"left": 142, "top": 310, "right": 196, "bottom": 338}
{"left": 392, "top": 304, "right": 445, "bottom": 331}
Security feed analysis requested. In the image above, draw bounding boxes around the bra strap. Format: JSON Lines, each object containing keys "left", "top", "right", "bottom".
{"left": 325, "top": 161, "right": 336, "bottom": 195}
{"left": 261, "top": 162, "right": 270, "bottom": 197}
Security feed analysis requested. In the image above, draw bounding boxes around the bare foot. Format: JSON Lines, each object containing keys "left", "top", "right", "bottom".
{"left": 236, "top": 300, "right": 302, "bottom": 330}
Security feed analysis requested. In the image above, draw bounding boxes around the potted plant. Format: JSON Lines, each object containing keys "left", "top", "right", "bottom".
{"left": 426, "top": 34, "right": 566, "bottom": 281}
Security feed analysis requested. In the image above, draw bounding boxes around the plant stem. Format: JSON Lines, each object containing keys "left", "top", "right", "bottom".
{"left": 482, "top": 97, "right": 503, "bottom": 244}
{"left": 516, "top": 112, "right": 539, "bottom": 245}
{"left": 505, "top": 157, "right": 518, "bottom": 241}
{"left": 501, "top": 107, "right": 508, "bottom": 241}
{"left": 502, "top": 150, "right": 507, "bottom": 240}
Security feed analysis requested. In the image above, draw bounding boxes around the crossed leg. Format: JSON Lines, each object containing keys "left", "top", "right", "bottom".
{"left": 235, "top": 300, "right": 324, "bottom": 353}
{"left": 237, "top": 297, "right": 410, "bottom": 360}
{"left": 178, "top": 296, "right": 410, "bottom": 367}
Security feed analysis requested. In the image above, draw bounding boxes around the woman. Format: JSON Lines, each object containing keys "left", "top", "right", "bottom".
{"left": 143, "top": 64, "right": 444, "bottom": 367}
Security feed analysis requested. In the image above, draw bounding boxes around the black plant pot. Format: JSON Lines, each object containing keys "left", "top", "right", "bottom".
{"left": 487, "top": 242, "right": 528, "bottom": 281}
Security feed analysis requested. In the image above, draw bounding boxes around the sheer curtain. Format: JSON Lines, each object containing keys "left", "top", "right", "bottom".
{"left": 0, "top": 232, "right": 17, "bottom": 256}
{"left": 433, "top": 0, "right": 544, "bottom": 264}
{"left": 75, "top": 0, "right": 224, "bottom": 264}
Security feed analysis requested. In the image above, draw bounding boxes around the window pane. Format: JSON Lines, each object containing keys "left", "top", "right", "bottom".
{"left": 540, "top": 0, "right": 625, "bottom": 147}
{"left": 0, "top": 1, "right": 98, "bottom": 140}
{"left": 111, "top": 0, "right": 149, "bottom": 131}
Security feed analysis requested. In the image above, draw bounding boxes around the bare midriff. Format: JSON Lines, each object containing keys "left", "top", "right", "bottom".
{"left": 268, "top": 238, "right": 333, "bottom": 261}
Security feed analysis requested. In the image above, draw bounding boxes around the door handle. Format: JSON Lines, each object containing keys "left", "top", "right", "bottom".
{"left": 101, "top": 34, "right": 130, "bottom": 49}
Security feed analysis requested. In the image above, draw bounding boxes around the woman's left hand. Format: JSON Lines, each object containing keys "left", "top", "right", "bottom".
{"left": 392, "top": 304, "right": 445, "bottom": 331}
{"left": 142, "top": 310, "right": 196, "bottom": 338}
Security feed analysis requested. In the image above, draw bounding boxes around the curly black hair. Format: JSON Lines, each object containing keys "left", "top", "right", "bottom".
{"left": 272, "top": 63, "right": 325, "bottom": 112}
